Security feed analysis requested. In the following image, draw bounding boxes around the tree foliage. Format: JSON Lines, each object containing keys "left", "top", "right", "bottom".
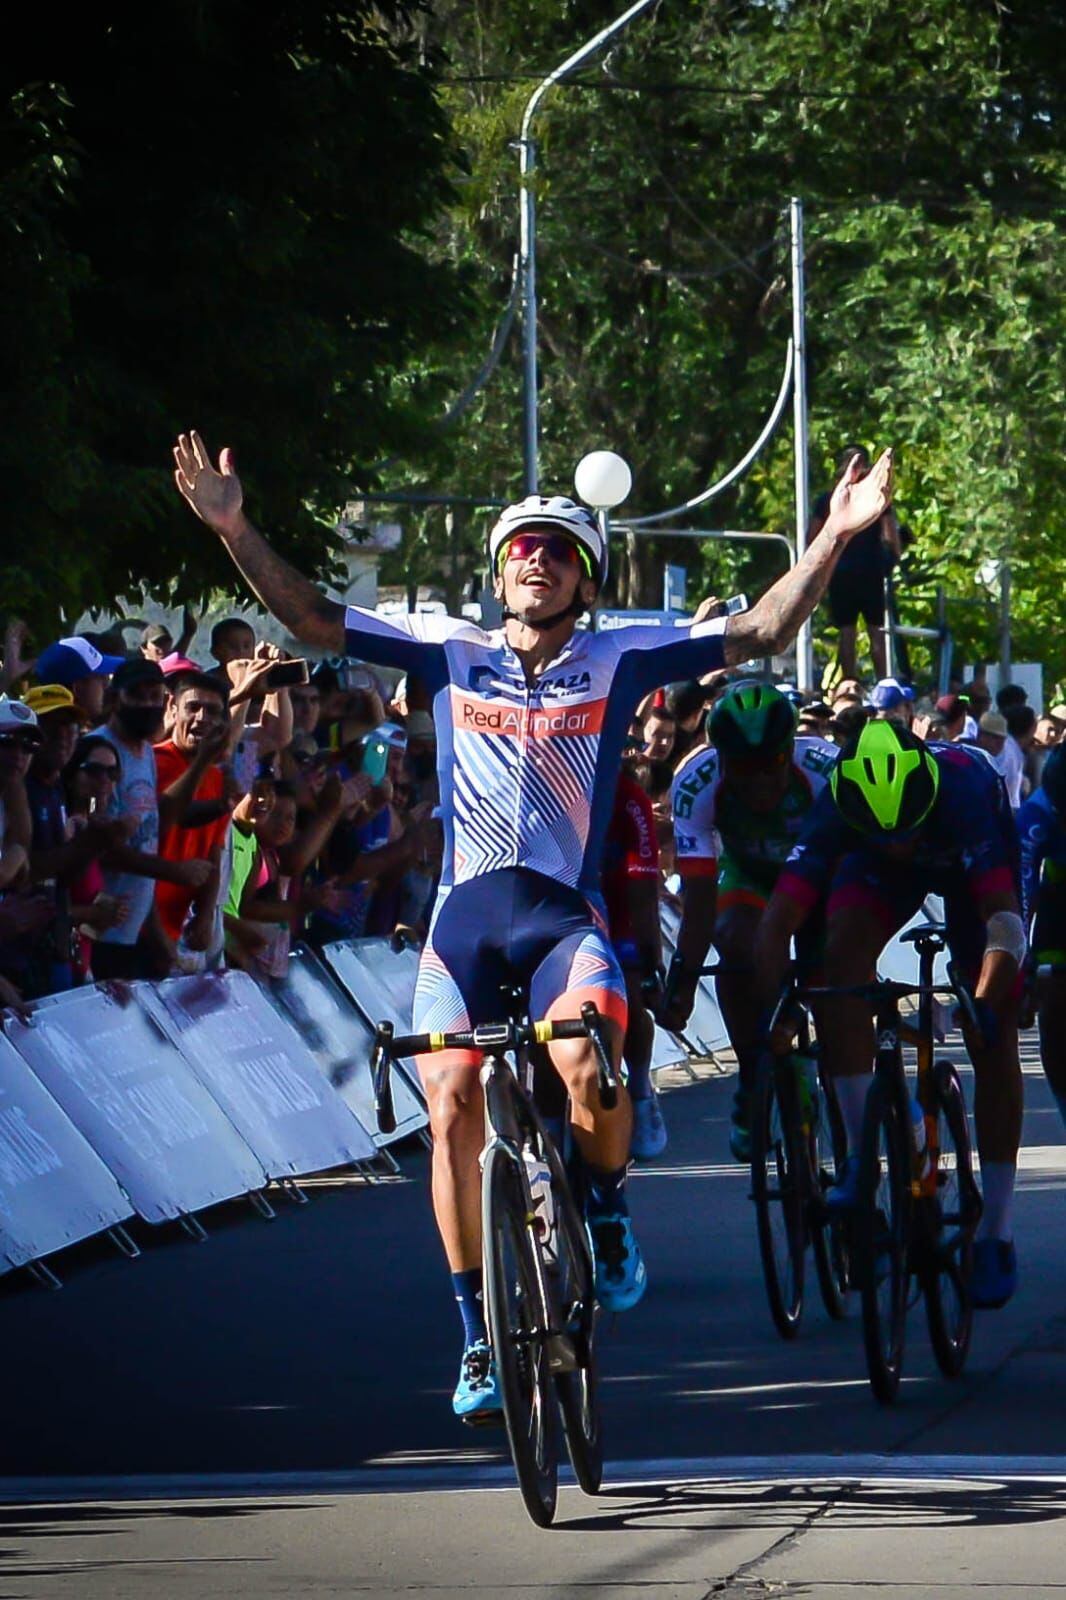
{"left": 382, "top": 0, "right": 1066, "bottom": 677}
{"left": 4, "top": 1, "right": 1065, "bottom": 682}
{"left": 0, "top": 3, "right": 470, "bottom": 626}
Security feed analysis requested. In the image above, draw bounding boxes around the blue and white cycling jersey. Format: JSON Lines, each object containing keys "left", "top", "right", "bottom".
{"left": 1016, "top": 786, "right": 1066, "bottom": 926}
{"left": 342, "top": 606, "right": 728, "bottom": 897}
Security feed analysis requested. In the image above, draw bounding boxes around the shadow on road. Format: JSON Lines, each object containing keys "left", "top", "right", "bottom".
{"left": 559, "top": 1475, "right": 1066, "bottom": 1534}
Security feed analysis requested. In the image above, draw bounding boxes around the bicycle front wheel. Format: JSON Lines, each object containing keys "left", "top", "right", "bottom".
{"left": 923, "top": 1060, "right": 980, "bottom": 1379}
{"left": 542, "top": 1134, "right": 603, "bottom": 1494}
{"left": 751, "top": 1057, "right": 806, "bottom": 1340}
{"left": 855, "top": 1074, "right": 911, "bottom": 1405}
{"left": 482, "top": 1142, "right": 558, "bottom": 1526}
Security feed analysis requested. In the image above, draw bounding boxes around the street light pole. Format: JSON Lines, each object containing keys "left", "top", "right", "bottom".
{"left": 790, "top": 196, "right": 813, "bottom": 694}
{"left": 518, "top": 0, "right": 659, "bottom": 493}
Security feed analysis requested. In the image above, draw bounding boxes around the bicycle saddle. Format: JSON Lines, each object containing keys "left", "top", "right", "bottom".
{"left": 899, "top": 922, "right": 946, "bottom": 949}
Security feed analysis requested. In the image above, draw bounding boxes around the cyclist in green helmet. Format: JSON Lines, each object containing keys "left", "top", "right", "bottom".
{"left": 755, "top": 719, "right": 1025, "bottom": 1309}
{"left": 663, "top": 680, "right": 836, "bottom": 1159}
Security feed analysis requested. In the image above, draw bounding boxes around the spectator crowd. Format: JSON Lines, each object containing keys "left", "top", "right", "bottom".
{"left": 0, "top": 601, "right": 1057, "bottom": 1015}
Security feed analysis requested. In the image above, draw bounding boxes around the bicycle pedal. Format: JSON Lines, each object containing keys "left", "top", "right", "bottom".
{"left": 461, "top": 1407, "right": 505, "bottom": 1430}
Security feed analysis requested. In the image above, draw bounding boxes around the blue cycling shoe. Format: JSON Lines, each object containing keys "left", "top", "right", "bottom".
{"left": 970, "top": 1238, "right": 1018, "bottom": 1310}
{"left": 589, "top": 1212, "right": 648, "bottom": 1312}
{"left": 452, "top": 1339, "right": 502, "bottom": 1422}
{"left": 729, "top": 1090, "right": 751, "bottom": 1164}
{"left": 825, "top": 1154, "right": 861, "bottom": 1210}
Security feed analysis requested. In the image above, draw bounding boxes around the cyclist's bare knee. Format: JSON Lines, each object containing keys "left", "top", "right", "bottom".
{"left": 420, "top": 1058, "right": 483, "bottom": 1143}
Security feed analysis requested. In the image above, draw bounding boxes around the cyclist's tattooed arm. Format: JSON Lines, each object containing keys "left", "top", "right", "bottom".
{"left": 722, "top": 447, "right": 894, "bottom": 665}
{"left": 173, "top": 431, "right": 346, "bottom": 652}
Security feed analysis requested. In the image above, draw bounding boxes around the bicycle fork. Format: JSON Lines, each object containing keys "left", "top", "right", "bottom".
{"left": 480, "top": 1057, "right": 578, "bottom": 1375}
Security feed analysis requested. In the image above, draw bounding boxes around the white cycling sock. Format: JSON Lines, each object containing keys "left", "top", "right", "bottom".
{"left": 977, "top": 1160, "right": 1016, "bottom": 1243}
{"left": 834, "top": 1073, "right": 874, "bottom": 1157}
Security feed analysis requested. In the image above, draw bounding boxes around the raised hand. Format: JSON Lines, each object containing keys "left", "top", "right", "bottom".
{"left": 1, "top": 617, "right": 36, "bottom": 693}
{"left": 827, "top": 448, "right": 894, "bottom": 540}
{"left": 173, "top": 431, "right": 244, "bottom": 538}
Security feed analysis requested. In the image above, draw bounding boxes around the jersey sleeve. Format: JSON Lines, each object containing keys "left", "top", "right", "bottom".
{"left": 946, "top": 756, "right": 1018, "bottom": 902}
{"left": 671, "top": 751, "right": 721, "bottom": 879}
{"left": 620, "top": 785, "right": 659, "bottom": 878}
{"left": 1016, "top": 797, "right": 1050, "bottom": 926}
{"left": 614, "top": 616, "right": 729, "bottom": 698}
{"left": 342, "top": 605, "right": 485, "bottom": 676}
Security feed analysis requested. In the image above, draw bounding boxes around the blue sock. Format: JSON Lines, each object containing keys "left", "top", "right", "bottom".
{"left": 586, "top": 1165, "right": 629, "bottom": 1218}
{"left": 627, "top": 1060, "right": 653, "bottom": 1101}
{"left": 452, "top": 1268, "right": 487, "bottom": 1346}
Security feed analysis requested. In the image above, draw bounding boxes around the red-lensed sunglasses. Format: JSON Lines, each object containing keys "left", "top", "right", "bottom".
{"left": 501, "top": 532, "right": 591, "bottom": 577}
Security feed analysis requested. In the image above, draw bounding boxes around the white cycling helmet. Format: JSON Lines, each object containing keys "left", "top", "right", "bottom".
{"left": 488, "top": 496, "right": 607, "bottom": 589}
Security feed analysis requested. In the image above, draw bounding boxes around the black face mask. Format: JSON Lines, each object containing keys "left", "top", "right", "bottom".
{"left": 115, "top": 704, "right": 162, "bottom": 741}
{"left": 408, "top": 752, "right": 436, "bottom": 782}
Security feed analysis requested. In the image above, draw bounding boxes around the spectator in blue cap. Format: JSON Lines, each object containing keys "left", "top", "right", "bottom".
{"left": 867, "top": 676, "right": 916, "bottom": 725}
{"left": 35, "top": 636, "right": 126, "bottom": 724}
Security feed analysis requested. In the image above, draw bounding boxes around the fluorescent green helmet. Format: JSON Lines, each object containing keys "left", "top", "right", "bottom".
{"left": 707, "top": 679, "right": 796, "bottom": 758}
{"left": 831, "top": 719, "right": 939, "bottom": 835}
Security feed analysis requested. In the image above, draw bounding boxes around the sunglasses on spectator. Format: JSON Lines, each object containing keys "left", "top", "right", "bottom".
{"left": 80, "top": 760, "right": 119, "bottom": 779}
{"left": 0, "top": 734, "right": 39, "bottom": 751}
{"left": 502, "top": 533, "right": 591, "bottom": 577}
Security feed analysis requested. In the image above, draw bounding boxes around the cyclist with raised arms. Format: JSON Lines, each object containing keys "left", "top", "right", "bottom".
{"left": 755, "top": 719, "right": 1024, "bottom": 1309}
{"left": 1016, "top": 744, "right": 1066, "bottom": 1130}
{"left": 173, "top": 429, "right": 893, "bottom": 1417}
{"left": 662, "top": 681, "right": 836, "bottom": 1159}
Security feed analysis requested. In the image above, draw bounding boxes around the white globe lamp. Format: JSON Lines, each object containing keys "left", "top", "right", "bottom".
{"left": 574, "top": 450, "right": 632, "bottom": 511}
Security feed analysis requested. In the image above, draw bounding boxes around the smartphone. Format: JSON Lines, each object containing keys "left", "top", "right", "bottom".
{"left": 343, "top": 664, "right": 376, "bottom": 692}
{"left": 360, "top": 736, "right": 390, "bottom": 784}
{"left": 720, "top": 593, "right": 748, "bottom": 618}
{"left": 264, "top": 658, "right": 310, "bottom": 690}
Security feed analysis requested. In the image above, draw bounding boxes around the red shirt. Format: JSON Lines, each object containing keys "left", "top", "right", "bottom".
{"left": 601, "top": 774, "right": 659, "bottom": 943}
{"left": 153, "top": 740, "right": 231, "bottom": 940}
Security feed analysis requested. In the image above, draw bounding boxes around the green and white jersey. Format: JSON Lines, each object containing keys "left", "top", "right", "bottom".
{"left": 671, "top": 737, "right": 838, "bottom": 886}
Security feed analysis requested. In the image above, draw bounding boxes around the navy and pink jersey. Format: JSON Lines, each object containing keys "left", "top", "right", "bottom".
{"left": 776, "top": 740, "right": 1019, "bottom": 917}
{"left": 343, "top": 605, "right": 727, "bottom": 898}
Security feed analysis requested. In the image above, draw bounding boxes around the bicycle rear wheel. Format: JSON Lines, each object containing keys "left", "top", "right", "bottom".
{"left": 541, "top": 1131, "right": 603, "bottom": 1494}
{"left": 855, "top": 1074, "right": 911, "bottom": 1405}
{"left": 751, "top": 1056, "right": 806, "bottom": 1340}
{"left": 482, "top": 1142, "right": 558, "bottom": 1526}
{"left": 924, "top": 1060, "right": 981, "bottom": 1378}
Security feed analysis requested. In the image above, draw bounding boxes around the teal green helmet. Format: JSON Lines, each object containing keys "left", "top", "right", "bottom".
{"left": 707, "top": 680, "right": 797, "bottom": 758}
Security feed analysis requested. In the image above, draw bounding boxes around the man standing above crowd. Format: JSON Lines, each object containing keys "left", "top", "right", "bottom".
{"left": 810, "top": 444, "right": 901, "bottom": 681}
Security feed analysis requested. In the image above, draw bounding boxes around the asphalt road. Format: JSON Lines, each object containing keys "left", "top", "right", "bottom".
{"left": 3, "top": 1032, "right": 1066, "bottom": 1598}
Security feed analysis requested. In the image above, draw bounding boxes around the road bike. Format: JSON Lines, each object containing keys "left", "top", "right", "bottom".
{"left": 793, "top": 923, "right": 983, "bottom": 1403}
{"left": 370, "top": 998, "right": 617, "bottom": 1527}
{"left": 751, "top": 986, "right": 850, "bottom": 1339}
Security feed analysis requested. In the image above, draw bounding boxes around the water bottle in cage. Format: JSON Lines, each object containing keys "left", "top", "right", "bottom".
{"left": 523, "top": 1147, "right": 556, "bottom": 1260}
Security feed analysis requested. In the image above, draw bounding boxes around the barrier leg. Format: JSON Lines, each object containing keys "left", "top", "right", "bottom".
{"left": 279, "top": 1177, "right": 309, "bottom": 1205}
{"left": 27, "top": 1259, "right": 63, "bottom": 1291}
{"left": 248, "top": 1190, "right": 277, "bottom": 1221}
{"left": 179, "top": 1213, "right": 209, "bottom": 1241}
{"left": 108, "top": 1225, "right": 141, "bottom": 1260}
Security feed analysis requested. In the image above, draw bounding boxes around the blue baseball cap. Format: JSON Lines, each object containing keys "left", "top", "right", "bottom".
{"left": 868, "top": 677, "right": 916, "bottom": 712}
{"left": 35, "top": 636, "right": 126, "bottom": 686}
